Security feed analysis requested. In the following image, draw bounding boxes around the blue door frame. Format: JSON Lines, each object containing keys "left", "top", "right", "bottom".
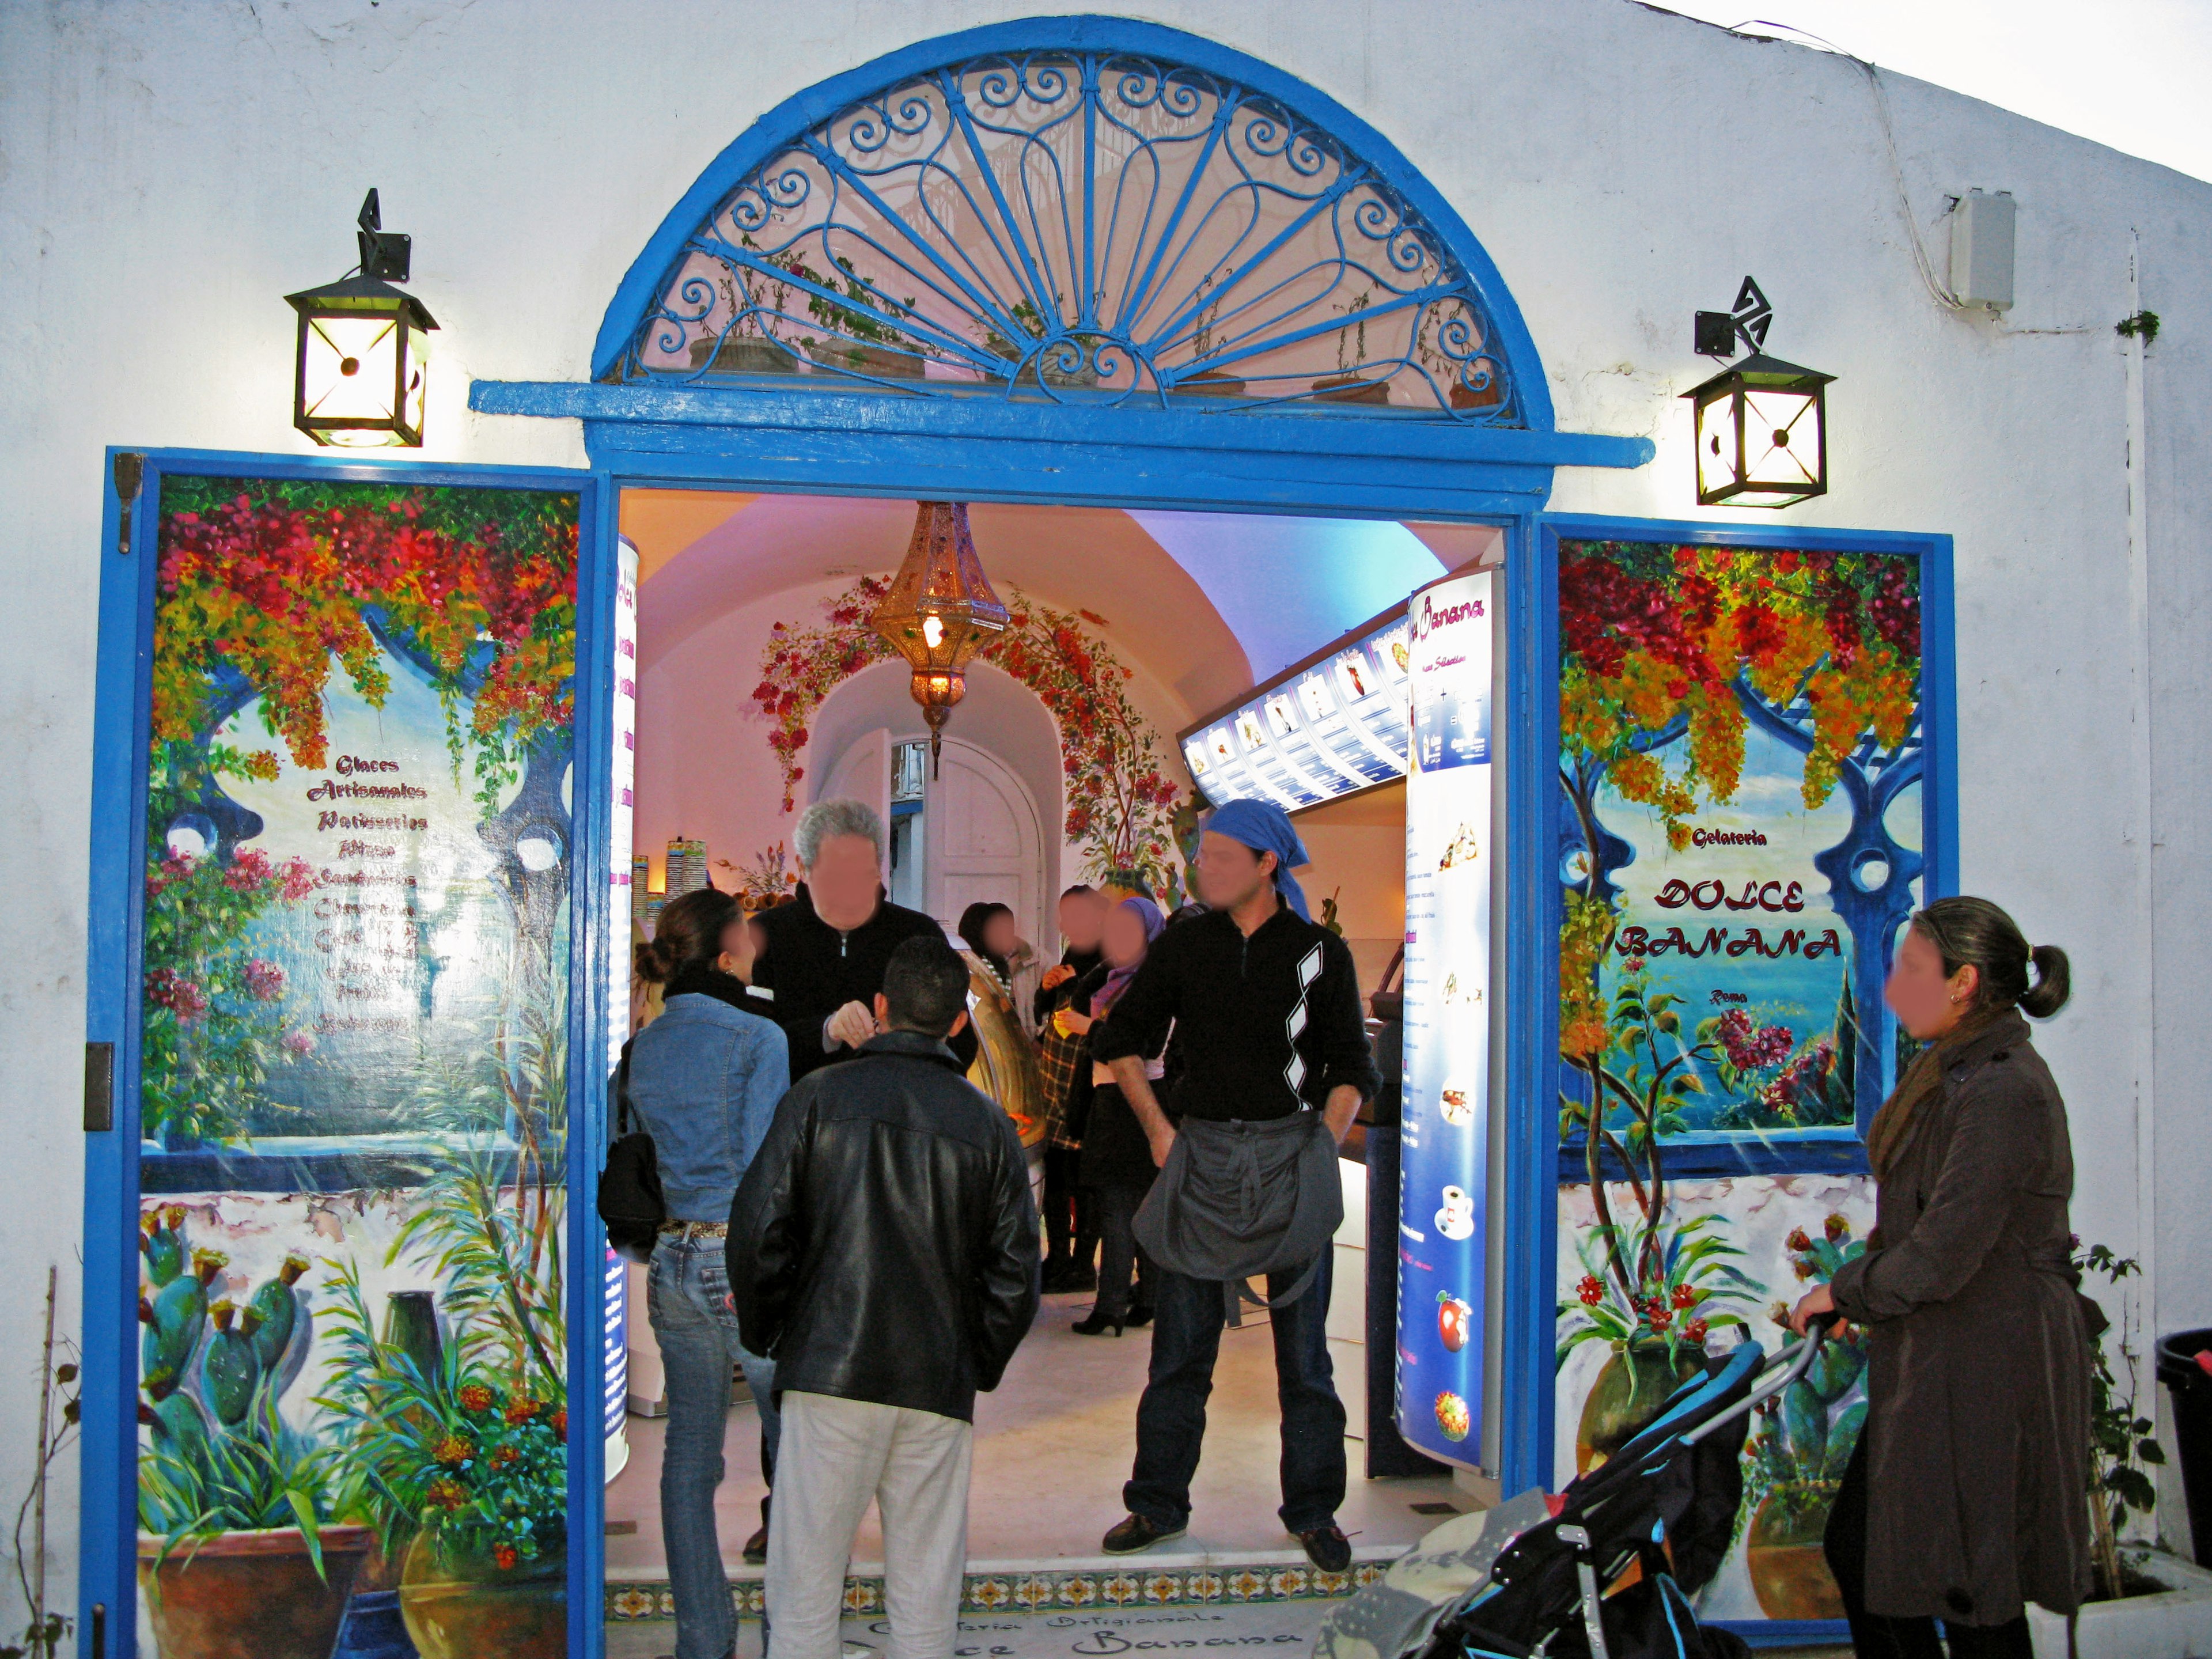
{"left": 79, "top": 449, "right": 617, "bottom": 1659}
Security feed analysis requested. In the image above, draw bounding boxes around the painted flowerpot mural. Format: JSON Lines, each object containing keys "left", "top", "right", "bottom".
{"left": 1741, "top": 1218, "right": 1870, "bottom": 1620}
{"left": 1558, "top": 1209, "right": 1763, "bottom": 1471}
{"left": 134, "top": 475, "right": 579, "bottom": 1656}
{"left": 135, "top": 1524, "right": 375, "bottom": 1659}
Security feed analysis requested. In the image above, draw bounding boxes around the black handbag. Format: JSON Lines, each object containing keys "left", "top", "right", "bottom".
{"left": 599, "top": 1044, "right": 665, "bottom": 1262}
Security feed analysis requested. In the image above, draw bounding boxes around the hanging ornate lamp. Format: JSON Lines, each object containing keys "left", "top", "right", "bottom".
{"left": 870, "top": 501, "right": 1009, "bottom": 774}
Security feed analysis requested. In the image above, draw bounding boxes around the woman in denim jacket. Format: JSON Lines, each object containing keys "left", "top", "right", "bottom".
{"left": 628, "top": 886, "right": 791, "bottom": 1658}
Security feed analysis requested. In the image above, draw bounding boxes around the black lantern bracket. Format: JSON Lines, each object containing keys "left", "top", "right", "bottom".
{"left": 1695, "top": 275, "right": 1773, "bottom": 359}
{"left": 355, "top": 189, "right": 412, "bottom": 283}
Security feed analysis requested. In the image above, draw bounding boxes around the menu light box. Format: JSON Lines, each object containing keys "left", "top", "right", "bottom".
{"left": 1178, "top": 605, "right": 1414, "bottom": 813}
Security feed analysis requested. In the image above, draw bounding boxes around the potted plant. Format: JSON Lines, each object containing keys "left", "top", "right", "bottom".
{"left": 1313, "top": 290, "right": 1391, "bottom": 404}
{"left": 2023, "top": 1244, "right": 2212, "bottom": 1658}
{"left": 981, "top": 296, "right": 1101, "bottom": 389}
{"left": 1558, "top": 1209, "right": 1763, "bottom": 1472}
{"left": 315, "top": 1032, "right": 570, "bottom": 1659}
{"left": 1171, "top": 276, "right": 1245, "bottom": 396}
{"left": 779, "top": 252, "right": 926, "bottom": 379}
{"left": 1738, "top": 1217, "right": 1870, "bottom": 1620}
{"left": 688, "top": 249, "right": 804, "bottom": 376}
{"left": 137, "top": 1387, "right": 371, "bottom": 1659}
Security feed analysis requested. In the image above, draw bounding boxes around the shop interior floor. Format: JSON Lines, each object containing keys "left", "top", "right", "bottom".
{"left": 603, "top": 1289, "right": 1470, "bottom": 1575}
{"left": 604, "top": 1596, "right": 1342, "bottom": 1659}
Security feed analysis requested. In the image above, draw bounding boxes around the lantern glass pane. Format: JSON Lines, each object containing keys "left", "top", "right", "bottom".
{"left": 1742, "top": 388, "right": 1822, "bottom": 490}
{"left": 301, "top": 315, "right": 402, "bottom": 423}
{"left": 1694, "top": 389, "right": 1743, "bottom": 499}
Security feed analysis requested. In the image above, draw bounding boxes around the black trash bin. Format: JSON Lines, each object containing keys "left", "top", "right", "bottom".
{"left": 2156, "top": 1328, "right": 2212, "bottom": 1566}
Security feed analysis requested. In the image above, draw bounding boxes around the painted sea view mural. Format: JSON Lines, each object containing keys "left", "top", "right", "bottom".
{"left": 1551, "top": 537, "right": 1925, "bottom": 1624}
{"left": 134, "top": 476, "right": 579, "bottom": 1659}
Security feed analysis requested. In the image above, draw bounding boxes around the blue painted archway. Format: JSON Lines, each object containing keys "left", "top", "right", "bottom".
{"left": 475, "top": 17, "right": 1652, "bottom": 518}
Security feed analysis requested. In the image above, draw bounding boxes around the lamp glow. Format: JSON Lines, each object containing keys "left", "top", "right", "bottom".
{"left": 870, "top": 502, "right": 1009, "bottom": 774}
{"left": 1683, "top": 353, "right": 1834, "bottom": 509}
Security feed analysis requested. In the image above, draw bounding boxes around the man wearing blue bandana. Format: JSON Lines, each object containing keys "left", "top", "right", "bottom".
{"left": 1090, "top": 798, "right": 1379, "bottom": 1573}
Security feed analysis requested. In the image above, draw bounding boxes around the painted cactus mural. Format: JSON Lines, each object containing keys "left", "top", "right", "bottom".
{"left": 133, "top": 475, "right": 579, "bottom": 1659}
{"left": 1554, "top": 536, "right": 1925, "bottom": 1626}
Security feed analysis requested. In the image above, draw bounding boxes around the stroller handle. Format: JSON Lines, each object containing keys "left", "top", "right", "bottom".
{"left": 1681, "top": 1323, "right": 1829, "bottom": 1446}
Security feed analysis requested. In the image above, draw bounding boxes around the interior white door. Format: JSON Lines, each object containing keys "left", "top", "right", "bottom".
{"left": 816, "top": 726, "right": 894, "bottom": 854}
{"left": 924, "top": 740, "right": 1043, "bottom": 947}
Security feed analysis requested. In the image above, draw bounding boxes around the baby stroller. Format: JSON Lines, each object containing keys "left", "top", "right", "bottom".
{"left": 1319, "top": 1331, "right": 1828, "bottom": 1659}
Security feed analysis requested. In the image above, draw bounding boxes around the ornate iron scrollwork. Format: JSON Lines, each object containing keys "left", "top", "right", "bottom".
{"left": 616, "top": 50, "right": 1521, "bottom": 422}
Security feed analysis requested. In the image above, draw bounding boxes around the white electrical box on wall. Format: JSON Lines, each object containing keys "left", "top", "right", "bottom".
{"left": 1949, "top": 188, "right": 2017, "bottom": 310}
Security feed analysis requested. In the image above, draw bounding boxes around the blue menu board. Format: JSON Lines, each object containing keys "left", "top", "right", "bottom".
{"left": 1180, "top": 611, "right": 1413, "bottom": 810}
{"left": 1395, "top": 569, "right": 1494, "bottom": 1464}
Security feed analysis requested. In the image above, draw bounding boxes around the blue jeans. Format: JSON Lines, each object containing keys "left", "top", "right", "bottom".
{"left": 1123, "top": 1249, "right": 1345, "bottom": 1536}
{"left": 647, "top": 1233, "right": 781, "bottom": 1659}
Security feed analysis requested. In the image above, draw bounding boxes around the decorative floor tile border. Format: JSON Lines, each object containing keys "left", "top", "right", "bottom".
{"left": 605, "top": 1559, "right": 1392, "bottom": 1624}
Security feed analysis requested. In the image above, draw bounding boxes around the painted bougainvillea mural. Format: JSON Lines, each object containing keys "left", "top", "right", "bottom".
{"left": 135, "top": 475, "right": 579, "bottom": 1659}
{"left": 1552, "top": 537, "right": 1926, "bottom": 1626}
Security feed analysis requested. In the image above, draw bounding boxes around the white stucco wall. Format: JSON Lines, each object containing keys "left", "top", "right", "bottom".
{"left": 5, "top": 0, "right": 2209, "bottom": 1610}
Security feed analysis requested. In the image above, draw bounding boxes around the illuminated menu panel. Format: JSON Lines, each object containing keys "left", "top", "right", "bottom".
{"left": 1180, "top": 612, "right": 1413, "bottom": 812}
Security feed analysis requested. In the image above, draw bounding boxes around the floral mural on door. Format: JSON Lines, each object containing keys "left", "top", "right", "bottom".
{"left": 134, "top": 476, "right": 578, "bottom": 1659}
{"left": 1552, "top": 538, "right": 1925, "bottom": 1623}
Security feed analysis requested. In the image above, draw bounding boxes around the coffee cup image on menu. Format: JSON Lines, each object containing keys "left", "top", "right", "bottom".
{"left": 1439, "top": 1082, "right": 1474, "bottom": 1127}
{"left": 1434, "top": 1185, "right": 1476, "bottom": 1240}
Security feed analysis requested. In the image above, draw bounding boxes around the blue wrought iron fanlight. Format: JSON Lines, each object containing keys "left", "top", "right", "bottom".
{"left": 613, "top": 49, "right": 1524, "bottom": 422}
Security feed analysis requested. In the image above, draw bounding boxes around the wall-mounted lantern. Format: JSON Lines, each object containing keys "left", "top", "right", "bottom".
{"left": 285, "top": 191, "right": 437, "bottom": 448}
{"left": 1684, "top": 276, "right": 1833, "bottom": 509}
{"left": 870, "top": 501, "right": 1009, "bottom": 774}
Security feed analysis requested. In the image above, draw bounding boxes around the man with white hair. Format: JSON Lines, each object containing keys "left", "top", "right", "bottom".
{"left": 750, "top": 799, "right": 979, "bottom": 1082}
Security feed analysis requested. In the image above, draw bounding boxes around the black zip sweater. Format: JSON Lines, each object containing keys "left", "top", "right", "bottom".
{"left": 750, "top": 885, "right": 980, "bottom": 1082}
{"left": 1092, "top": 904, "right": 1378, "bottom": 1122}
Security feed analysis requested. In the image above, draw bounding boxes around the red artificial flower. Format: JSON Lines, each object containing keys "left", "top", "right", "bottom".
{"left": 493, "top": 1543, "right": 518, "bottom": 1570}
{"left": 1577, "top": 1274, "right": 1605, "bottom": 1307}
{"left": 505, "top": 1397, "right": 541, "bottom": 1426}
{"left": 1684, "top": 1318, "right": 1710, "bottom": 1344}
{"left": 1785, "top": 1228, "right": 1812, "bottom": 1253}
{"left": 1671, "top": 1283, "right": 1698, "bottom": 1309}
{"left": 458, "top": 1384, "right": 493, "bottom": 1412}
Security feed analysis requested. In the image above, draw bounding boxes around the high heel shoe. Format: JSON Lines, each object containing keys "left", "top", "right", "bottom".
{"left": 1071, "top": 1308, "right": 1125, "bottom": 1336}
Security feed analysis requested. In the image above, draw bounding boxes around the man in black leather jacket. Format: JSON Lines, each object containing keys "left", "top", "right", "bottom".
{"left": 728, "top": 934, "right": 1039, "bottom": 1659}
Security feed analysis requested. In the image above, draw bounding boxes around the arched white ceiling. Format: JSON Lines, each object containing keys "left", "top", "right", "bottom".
{"left": 626, "top": 491, "right": 1491, "bottom": 727}
{"left": 1125, "top": 511, "right": 1449, "bottom": 684}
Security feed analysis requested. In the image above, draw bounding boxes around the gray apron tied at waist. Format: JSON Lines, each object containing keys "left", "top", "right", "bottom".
{"left": 1132, "top": 1111, "right": 1344, "bottom": 1327}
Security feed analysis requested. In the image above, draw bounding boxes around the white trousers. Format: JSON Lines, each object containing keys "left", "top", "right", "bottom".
{"left": 766, "top": 1391, "right": 973, "bottom": 1659}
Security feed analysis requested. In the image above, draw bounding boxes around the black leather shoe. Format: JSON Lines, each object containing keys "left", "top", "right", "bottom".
{"left": 1298, "top": 1523, "right": 1352, "bottom": 1573}
{"left": 1124, "top": 1302, "right": 1154, "bottom": 1328}
{"left": 1070, "top": 1308, "right": 1124, "bottom": 1336}
{"left": 1102, "top": 1512, "right": 1186, "bottom": 1554}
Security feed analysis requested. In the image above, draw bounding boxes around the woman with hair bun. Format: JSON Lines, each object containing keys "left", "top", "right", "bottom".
{"left": 626, "top": 885, "right": 791, "bottom": 1649}
{"left": 1791, "top": 897, "right": 2086, "bottom": 1659}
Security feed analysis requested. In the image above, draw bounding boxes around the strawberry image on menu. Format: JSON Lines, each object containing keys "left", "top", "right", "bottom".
{"left": 1437, "top": 1291, "right": 1471, "bottom": 1353}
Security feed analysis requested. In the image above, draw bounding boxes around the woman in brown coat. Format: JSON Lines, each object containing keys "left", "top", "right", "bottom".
{"left": 1791, "top": 896, "right": 2088, "bottom": 1659}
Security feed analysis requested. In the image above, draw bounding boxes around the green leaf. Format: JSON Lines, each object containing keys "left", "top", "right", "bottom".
{"left": 287, "top": 1490, "right": 328, "bottom": 1583}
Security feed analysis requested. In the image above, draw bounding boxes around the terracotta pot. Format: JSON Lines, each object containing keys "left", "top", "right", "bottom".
{"left": 688, "top": 335, "right": 802, "bottom": 374}
{"left": 399, "top": 1529, "right": 566, "bottom": 1659}
{"left": 1747, "top": 1490, "right": 1845, "bottom": 1620}
{"left": 137, "top": 1524, "right": 373, "bottom": 1659}
{"left": 1175, "top": 368, "right": 1247, "bottom": 397}
{"left": 806, "top": 340, "right": 925, "bottom": 379}
{"left": 1573, "top": 1340, "right": 1703, "bottom": 1473}
{"left": 1312, "top": 373, "right": 1392, "bottom": 404}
